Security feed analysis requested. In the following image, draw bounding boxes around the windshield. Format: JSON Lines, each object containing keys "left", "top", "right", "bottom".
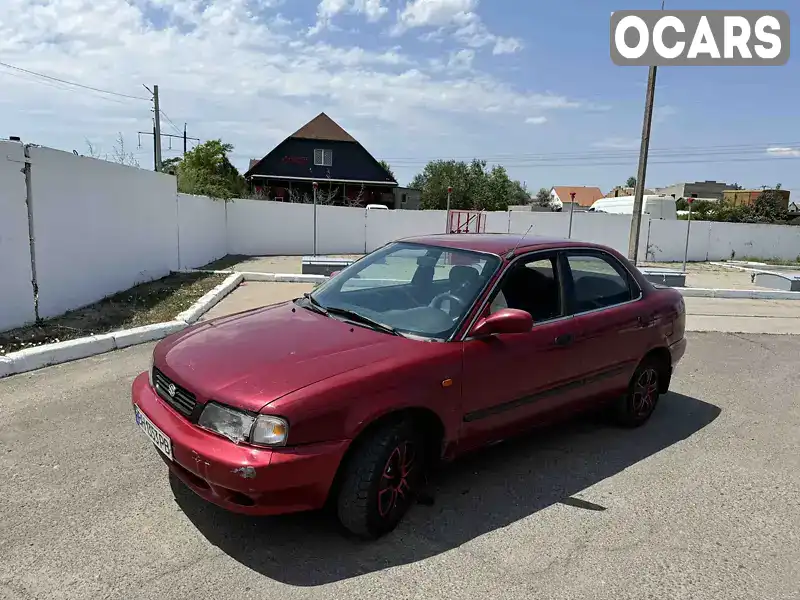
{"left": 307, "top": 242, "right": 501, "bottom": 340}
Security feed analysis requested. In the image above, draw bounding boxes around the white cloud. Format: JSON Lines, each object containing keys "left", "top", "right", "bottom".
{"left": 309, "top": 0, "right": 388, "bottom": 35}
{"left": 592, "top": 137, "right": 640, "bottom": 149}
{"left": 525, "top": 116, "right": 547, "bottom": 125}
{"left": 395, "top": 0, "right": 522, "bottom": 54}
{"left": 0, "top": 0, "right": 589, "bottom": 172}
{"left": 446, "top": 48, "right": 475, "bottom": 71}
{"left": 766, "top": 147, "right": 800, "bottom": 158}
{"left": 653, "top": 104, "right": 677, "bottom": 123}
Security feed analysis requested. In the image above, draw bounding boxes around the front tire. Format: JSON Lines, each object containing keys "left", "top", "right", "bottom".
{"left": 613, "top": 358, "right": 663, "bottom": 428}
{"left": 336, "top": 420, "right": 424, "bottom": 539}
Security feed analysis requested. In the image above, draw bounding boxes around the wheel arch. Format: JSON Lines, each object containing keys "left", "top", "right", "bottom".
{"left": 326, "top": 406, "right": 446, "bottom": 505}
{"left": 642, "top": 346, "right": 672, "bottom": 394}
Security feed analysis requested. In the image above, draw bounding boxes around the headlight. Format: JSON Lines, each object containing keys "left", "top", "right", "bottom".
{"left": 250, "top": 415, "right": 289, "bottom": 447}
{"left": 198, "top": 402, "right": 255, "bottom": 444}
{"left": 198, "top": 402, "right": 288, "bottom": 447}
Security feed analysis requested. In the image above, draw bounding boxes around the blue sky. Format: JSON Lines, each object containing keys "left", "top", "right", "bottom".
{"left": 1, "top": 0, "right": 797, "bottom": 197}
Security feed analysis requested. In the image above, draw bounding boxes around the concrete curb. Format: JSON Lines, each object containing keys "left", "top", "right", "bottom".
{"left": 240, "top": 271, "right": 327, "bottom": 284}
{"left": 179, "top": 268, "right": 328, "bottom": 284}
{"left": 679, "top": 287, "right": 800, "bottom": 300}
{"left": 176, "top": 273, "right": 244, "bottom": 323}
{"left": 1, "top": 273, "right": 243, "bottom": 379}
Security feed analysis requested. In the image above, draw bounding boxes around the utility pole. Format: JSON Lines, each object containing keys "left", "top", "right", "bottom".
{"left": 153, "top": 84, "right": 163, "bottom": 172}
{"left": 627, "top": 0, "right": 664, "bottom": 265}
{"left": 627, "top": 64, "right": 658, "bottom": 264}
{"left": 183, "top": 123, "right": 187, "bottom": 155}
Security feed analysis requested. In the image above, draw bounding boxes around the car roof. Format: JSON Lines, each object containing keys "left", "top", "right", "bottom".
{"left": 399, "top": 233, "right": 607, "bottom": 256}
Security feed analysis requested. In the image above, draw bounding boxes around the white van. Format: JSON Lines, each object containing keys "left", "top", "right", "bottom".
{"left": 589, "top": 195, "right": 677, "bottom": 220}
{"left": 366, "top": 204, "right": 389, "bottom": 211}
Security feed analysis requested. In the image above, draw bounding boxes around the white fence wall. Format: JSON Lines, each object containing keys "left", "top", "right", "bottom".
{"left": 366, "top": 209, "right": 447, "bottom": 252}
{"left": 177, "top": 193, "right": 227, "bottom": 269}
{"left": 646, "top": 219, "right": 711, "bottom": 262}
{"left": 28, "top": 147, "right": 179, "bottom": 319}
{"left": 3, "top": 140, "right": 800, "bottom": 333}
{"left": 0, "top": 142, "right": 36, "bottom": 330}
{"left": 707, "top": 221, "right": 800, "bottom": 261}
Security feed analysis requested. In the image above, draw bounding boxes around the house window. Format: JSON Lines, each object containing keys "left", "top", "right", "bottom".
{"left": 314, "top": 149, "right": 333, "bottom": 167}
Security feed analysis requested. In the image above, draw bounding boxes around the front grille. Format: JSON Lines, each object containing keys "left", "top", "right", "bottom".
{"left": 152, "top": 367, "right": 197, "bottom": 418}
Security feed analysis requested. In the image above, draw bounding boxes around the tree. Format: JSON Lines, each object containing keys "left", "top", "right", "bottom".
{"left": 85, "top": 133, "right": 140, "bottom": 167}
{"left": 509, "top": 180, "right": 531, "bottom": 205}
{"left": 161, "top": 157, "right": 181, "bottom": 176}
{"left": 175, "top": 139, "right": 247, "bottom": 200}
{"left": 626, "top": 176, "right": 637, "bottom": 188}
{"left": 379, "top": 160, "right": 396, "bottom": 182}
{"left": 535, "top": 187, "right": 552, "bottom": 207}
{"left": 412, "top": 159, "right": 512, "bottom": 211}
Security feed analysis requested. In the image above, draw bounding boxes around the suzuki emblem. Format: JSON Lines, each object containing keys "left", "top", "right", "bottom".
{"left": 166, "top": 383, "right": 177, "bottom": 397}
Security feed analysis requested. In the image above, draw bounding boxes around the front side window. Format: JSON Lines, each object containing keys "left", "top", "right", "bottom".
{"left": 489, "top": 256, "right": 562, "bottom": 322}
{"left": 566, "top": 252, "right": 635, "bottom": 313}
{"left": 309, "top": 242, "right": 500, "bottom": 339}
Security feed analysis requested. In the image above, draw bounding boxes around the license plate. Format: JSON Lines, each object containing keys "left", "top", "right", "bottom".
{"left": 134, "top": 404, "right": 173, "bottom": 461}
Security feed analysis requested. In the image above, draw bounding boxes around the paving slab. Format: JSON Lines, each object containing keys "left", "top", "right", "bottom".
{"left": 684, "top": 297, "right": 800, "bottom": 334}
{"left": 200, "top": 282, "right": 315, "bottom": 321}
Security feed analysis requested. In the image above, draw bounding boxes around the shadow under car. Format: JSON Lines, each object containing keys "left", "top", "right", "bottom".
{"left": 169, "top": 392, "right": 721, "bottom": 587}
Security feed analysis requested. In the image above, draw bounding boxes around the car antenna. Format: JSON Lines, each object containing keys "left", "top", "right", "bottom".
{"left": 505, "top": 224, "right": 534, "bottom": 260}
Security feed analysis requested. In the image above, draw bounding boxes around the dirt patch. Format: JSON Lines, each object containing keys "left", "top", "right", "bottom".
{"left": 0, "top": 272, "right": 226, "bottom": 356}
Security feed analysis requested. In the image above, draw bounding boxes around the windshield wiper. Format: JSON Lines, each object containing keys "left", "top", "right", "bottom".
{"left": 325, "top": 306, "right": 403, "bottom": 337}
{"left": 299, "top": 293, "right": 329, "bottom": 315}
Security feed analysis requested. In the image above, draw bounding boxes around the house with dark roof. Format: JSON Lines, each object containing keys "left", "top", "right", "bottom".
{"left": 244, "top": 112, "right": 397, "bottom": 207}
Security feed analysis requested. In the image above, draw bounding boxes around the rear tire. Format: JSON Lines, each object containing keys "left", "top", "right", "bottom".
{"left": 336, "top": 420, "right": 425, "bottom": 539}
{"left": 613, "top": 357, "right": 663, "bottom": 428}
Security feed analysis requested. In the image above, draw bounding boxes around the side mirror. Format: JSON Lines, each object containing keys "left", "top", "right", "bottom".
{"left": 469, "top": 308, "right": 532, "bottom": 337}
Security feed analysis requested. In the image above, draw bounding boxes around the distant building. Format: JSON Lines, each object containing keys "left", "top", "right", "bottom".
{"left": 392, "top": 187, "right": 421, "bottom": 210}
{"left": 245, "top": 112, "right": 397, "bottom": 207}
{"left": 550, "top": 186, "right": 604, "bottom": 209}
{"left": 605, "top": 186, "right": 655, "bottom": 197}
{"left": 722, "top": 189, "right": 790, "bottom": 210}
{"left": 656, "top": 180, "right": 735, "bottom": 201}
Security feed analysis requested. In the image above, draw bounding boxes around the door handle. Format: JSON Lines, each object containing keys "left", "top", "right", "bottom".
{"left": 554, "top": 333, "right": 574, "bottom": 347}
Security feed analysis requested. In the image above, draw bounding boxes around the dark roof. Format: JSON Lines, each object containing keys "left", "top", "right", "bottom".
{"left": 289, "top": 112, "right": 357, "bottom": 143}
{"left": 400, "top": 233, "right": 607, "bottom": 256}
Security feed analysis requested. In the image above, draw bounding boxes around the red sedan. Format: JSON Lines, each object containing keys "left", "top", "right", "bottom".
{"left": 131, "top": 234, "right": 686, "bottom": 539}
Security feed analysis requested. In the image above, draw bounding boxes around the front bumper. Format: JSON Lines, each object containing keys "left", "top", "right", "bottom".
{"left": 131, "top": 372, "right": 349, "bottom": 515}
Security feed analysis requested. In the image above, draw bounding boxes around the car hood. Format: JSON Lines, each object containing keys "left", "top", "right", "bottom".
{"left": 155, "top": 301, "right": 409, "bottom": 413}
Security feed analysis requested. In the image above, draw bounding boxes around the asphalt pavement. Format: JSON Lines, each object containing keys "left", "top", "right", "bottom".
{"left": 1, "top": 332, "right": 799, "bottom": 600}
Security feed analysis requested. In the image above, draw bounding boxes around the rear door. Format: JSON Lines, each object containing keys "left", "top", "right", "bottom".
{"left": 561, "top": 249, "right": 650, "bottom": 404}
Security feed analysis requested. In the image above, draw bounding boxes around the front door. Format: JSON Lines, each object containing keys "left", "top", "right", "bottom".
{"left": 459, "top": 253, "right": 582, "bottom": 450}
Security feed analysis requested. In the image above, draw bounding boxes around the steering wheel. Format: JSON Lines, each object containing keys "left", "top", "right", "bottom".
{"left": 429, "top": 292, "right": 468, "bottom": 317}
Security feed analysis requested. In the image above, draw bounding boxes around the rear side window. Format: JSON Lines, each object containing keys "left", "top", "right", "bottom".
{"left": 566, "top": 253, "right": 636, "bottom": 313}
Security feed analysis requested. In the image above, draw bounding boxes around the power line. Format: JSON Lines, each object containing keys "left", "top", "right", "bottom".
{"left": 492, "top": 155, "right": 800, "bottom": 169}
{"left": 0, "top": 61, "right": 150, "bottom": 101}
{"left": 159, "top": 110, "right": 184, "bottom": 136}
{"left": 381, "top": 141, "right": 800, "bottom": 163}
